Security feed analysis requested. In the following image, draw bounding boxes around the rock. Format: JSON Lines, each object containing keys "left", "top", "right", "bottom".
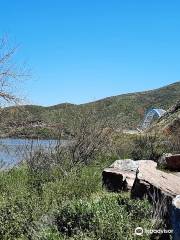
{"left": 172, "top": 172, "right": 180, "bottom": 177}
{"left": 166, "top": 154, "right": 180, "bottom": 171}
{"left": 158, "top": 153, "right": 172, "bottom": 167}
{"left": 131, "top": 162, "right": 180, "bottom": 240}
{"left": 168, "top": 100, "right": 180, "bottom": 114}
{"left": 131, "top": 160, "right": 180, "bottom": 200}
{"left": 159, "top": 100, "right": 180, "bottom": 121}
{"left": 171, "top": 195, "right": 180, "bottom": 240}
{"left": 102, "top": 159, "right": 156, "bottom": 192}
{"left": 110, "top": 159, "right": 139, "bottom": 170}
{"left": 102, "top": 167, "right": 135, "bottom": 192}
{"left": 158, "top": 153, "right": 180, "bottom": 171}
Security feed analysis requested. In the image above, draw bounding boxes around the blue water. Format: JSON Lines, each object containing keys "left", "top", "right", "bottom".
{"left": 0, "top": 138, "right": 60, "bottom": 168}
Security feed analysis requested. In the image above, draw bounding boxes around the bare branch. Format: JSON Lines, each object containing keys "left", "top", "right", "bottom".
{"left": 0, "top": 36, "right": 29, "bottom": 106}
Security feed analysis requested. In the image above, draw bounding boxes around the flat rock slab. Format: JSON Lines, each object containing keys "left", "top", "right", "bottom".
{"left": 172, "top": 172, "right": 180, "bottom": 177}
{"left": 102, "top": 159, "right": 157, "bottom": 192}
{"left": 131, "top": 161, "right": 180, "bottom": 199}
{"left": 131, "top": 161, "right": 180, "bottom": 238}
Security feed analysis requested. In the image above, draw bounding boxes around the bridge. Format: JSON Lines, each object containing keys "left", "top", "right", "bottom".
{"left": 139, "top": 108, "right": 166, "bottom": 130}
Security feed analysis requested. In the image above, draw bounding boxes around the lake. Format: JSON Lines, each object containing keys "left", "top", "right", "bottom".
{"left": 0, "top": 138, "right": 61, "bottom": 168}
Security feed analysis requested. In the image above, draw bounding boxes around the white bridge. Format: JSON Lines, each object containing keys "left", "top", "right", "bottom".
{"left": 139, "top": 108, "right": 166, "bottom": 130}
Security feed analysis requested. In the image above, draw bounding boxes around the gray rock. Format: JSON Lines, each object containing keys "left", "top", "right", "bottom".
{"left": 110, "top": 159, "right": 139, "bottom": 171}
{"left": 102, "top": 159, "right": 156, "bottom": 192}
{"left": 158, "top": 153, "right": 172, "bottom": 166}
{"left": 131, "top": 160, "right": 180, "bottom": 199}
{"left": 131, "top": 161, "right": 180, "bottom": 240}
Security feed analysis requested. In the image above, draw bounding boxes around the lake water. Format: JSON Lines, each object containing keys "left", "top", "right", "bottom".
{"left": 0, "top": 138, "right": 60, "bottom": 168}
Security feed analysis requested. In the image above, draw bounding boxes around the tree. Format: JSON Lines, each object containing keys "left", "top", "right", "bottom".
{"left": 0, "top": 36, "right": 28, "bottom": 106}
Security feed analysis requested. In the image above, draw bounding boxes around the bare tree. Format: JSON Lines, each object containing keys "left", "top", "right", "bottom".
{"left": 0, "top": 36, "right": 29, "bottom": 168}
{"left": 0, "top": 36, "right": 28, "bottom": 106}
{"left": 52, "top": 107, "right": 115, "bottom": 171}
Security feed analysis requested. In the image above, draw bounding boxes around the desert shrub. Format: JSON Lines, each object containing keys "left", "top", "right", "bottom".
{"left": 54, "top": 193, "right": 152, "bottom": 240}
{"left": 42, "top": 161, "right": 106, "bottom": 211}
{"left": 0, "top": 133, "right": 159, "bottom": 240}
{"left": 0, "top": 196, "right": 35, "bottom": 240}
{"left": 53, "top": 107, "right": 115, "bottom": 166}
{"left": 130, "top": 134, "right": 166, "bottom": 161}
{"left": 167, "top": 128, "right": 180, "bottom": 153}
{"left": 112, "top": 133, "right": 136, "bottom": 158}
{"left": 27, "top": 150, "right": 54, "bottom": 195}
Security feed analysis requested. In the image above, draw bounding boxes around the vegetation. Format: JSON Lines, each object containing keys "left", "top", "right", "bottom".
{"left": 0, "top": 35, "right": 178, "bottom": 240}
{"left": 0, "top": 82, "right": 179, "bottom": 139}
{"left": 0, "top": 124, "right": 177, "bottom": 239}
{"left": 0, "top": 153, "right": 154, "bottom": 240}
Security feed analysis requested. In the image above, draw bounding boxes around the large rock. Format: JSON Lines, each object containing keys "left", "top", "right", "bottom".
{"left": 158, "top": 153, "right": 172, "bottom": 166}
{"left": 102, "top": 159, "right": 156, "bottom": 192}
{"left": 131, "top": 160, "right": 180, "bottom": 199}
{"left": 131, "top": 161, "right": 180, "bottom": 240}
{"left": 166, "top": 154, "right": 180, "bottom": 171}
{"left": 171, "top": 195, "right": 180, "bottom": 240}
{"left": 159, "top": 153, "right": 180, "bottom": 171}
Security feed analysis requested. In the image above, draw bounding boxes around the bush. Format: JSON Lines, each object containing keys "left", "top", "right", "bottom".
{"left": 54, "top": 193, "right": 152, "bottom": 240}
{"left": 131, "top": 134, "right": 165, "bottom": 161}
{"left": 0, "top": 197, "right": 34, "bottom": 240}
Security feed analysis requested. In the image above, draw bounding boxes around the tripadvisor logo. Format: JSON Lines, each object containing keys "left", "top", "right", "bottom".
{"left": 134, "top": 227, "right": 144, "bottom": 236}
{"left": 134, "top": 227, "right": 173, "bottom": 236}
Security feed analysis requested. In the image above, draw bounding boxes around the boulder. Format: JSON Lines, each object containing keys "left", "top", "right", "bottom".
{"left": 171, "top": 195, "right": 180, "bottom": 240}
{"left": 131, "top": 160, "right": 180, "bottom": 200}
{"left": 166, "top": 154, "right": 180, "bottom": 171}
{"left": 158, "top": 153, "right": 180, "bottom": 171}
{"left": 131, "top": 162, "right": 180, "bottom": 240}
{"left": 158, "top": 153, "right": 172, "bottom": 167}
{"left": 102, "top": 159, "right": 156, "bottom": 192}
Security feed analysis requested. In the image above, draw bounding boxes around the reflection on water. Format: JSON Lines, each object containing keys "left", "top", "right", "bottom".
{"left": 0, "top": 138, "right": 60, "bottom": 168}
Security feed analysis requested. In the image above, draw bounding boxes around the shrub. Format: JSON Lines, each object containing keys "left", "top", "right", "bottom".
{"left": 26, "top": 149, "right": 56, "bottom": 195}
{"left": 0, "top": 197, "right": 34, "bottom": 240}
{"left": 131, "top": 134, "right": 165, "bottom": 161}
{"left": 54, "top": 193, "right": 152, "bottom": 240}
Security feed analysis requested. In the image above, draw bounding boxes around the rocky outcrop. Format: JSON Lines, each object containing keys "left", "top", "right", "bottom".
{"left": 159, "top": 100, "right": 180, "bottom": 121}
{"left": 131, "top": 161, "right": 180, "bottom": 240}
{"left": 171, "top": 195, "right": 180, "bottom": 240}
{"left": 166, "top": 154, "right": 180, "bottom": 171}
{"left": 166, "top": 100, "right": 180, "bottom": 115}
{"left": 158, "top": 153, "right": 180, "bottom": 171}
{"left": 102, "top": 159, "right": 136, "bottom": 192}
{"left": 102, "top": 159, "right": 156, "bottom": 192}
{"left": 131, "top": 160, "right": 180, "bottom": 200}
{"left": 103, "top": 158, "right": 180, "bottom": 196}
{"left": 103, "top": 158, "right": 180, "bottom": 239}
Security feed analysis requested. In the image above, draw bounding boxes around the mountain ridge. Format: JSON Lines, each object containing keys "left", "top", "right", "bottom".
{"left": 0, "top": 81, "right": 179, "bottom": 138}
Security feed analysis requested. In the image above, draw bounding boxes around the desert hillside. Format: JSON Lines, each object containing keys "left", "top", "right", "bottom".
{"left": 0, "top": 81, "right": 179, "bottom": 138}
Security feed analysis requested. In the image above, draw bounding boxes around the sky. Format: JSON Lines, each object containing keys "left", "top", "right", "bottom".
{"left": 0, "top": 0, "right": 180, "bottom": 106}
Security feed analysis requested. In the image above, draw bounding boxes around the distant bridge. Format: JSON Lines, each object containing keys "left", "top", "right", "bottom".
{"left": 139, "top": 108, "right": 166, "bottom": 130}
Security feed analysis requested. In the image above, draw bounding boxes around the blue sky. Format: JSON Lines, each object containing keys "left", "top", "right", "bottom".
{"left": 0, "top": 0, "right": 180, "bottom": 106}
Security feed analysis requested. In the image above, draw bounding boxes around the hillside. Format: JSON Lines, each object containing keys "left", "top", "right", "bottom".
{"left": 149, "top": 100, "right": 180, "bottom": 135}
{"left": 0, "top": 81, "right": 179, "bottom": 138}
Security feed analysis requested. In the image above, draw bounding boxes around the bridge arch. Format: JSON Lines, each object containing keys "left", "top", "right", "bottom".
{"left": 140, "top": 108, "right": 166, "bottom": 130}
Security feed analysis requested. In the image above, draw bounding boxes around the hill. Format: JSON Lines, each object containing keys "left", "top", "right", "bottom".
{"left": 0, "top": 81, "right": 179, "bottom": 138}
{"left": 149, "top": 100, "right": 180, "bottom": 135}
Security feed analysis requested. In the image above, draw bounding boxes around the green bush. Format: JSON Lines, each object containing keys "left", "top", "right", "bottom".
{"left": 54, "top": 193, "right": 152, "bottom": 240}
{"left": 131, "top": 134, "right": 165, "bottom": 161}
{"left": 0, "top": 153, "right": 155, "bottom": 240}
{"left": 0, "top": 197, "right": 34, "bottom": 240}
